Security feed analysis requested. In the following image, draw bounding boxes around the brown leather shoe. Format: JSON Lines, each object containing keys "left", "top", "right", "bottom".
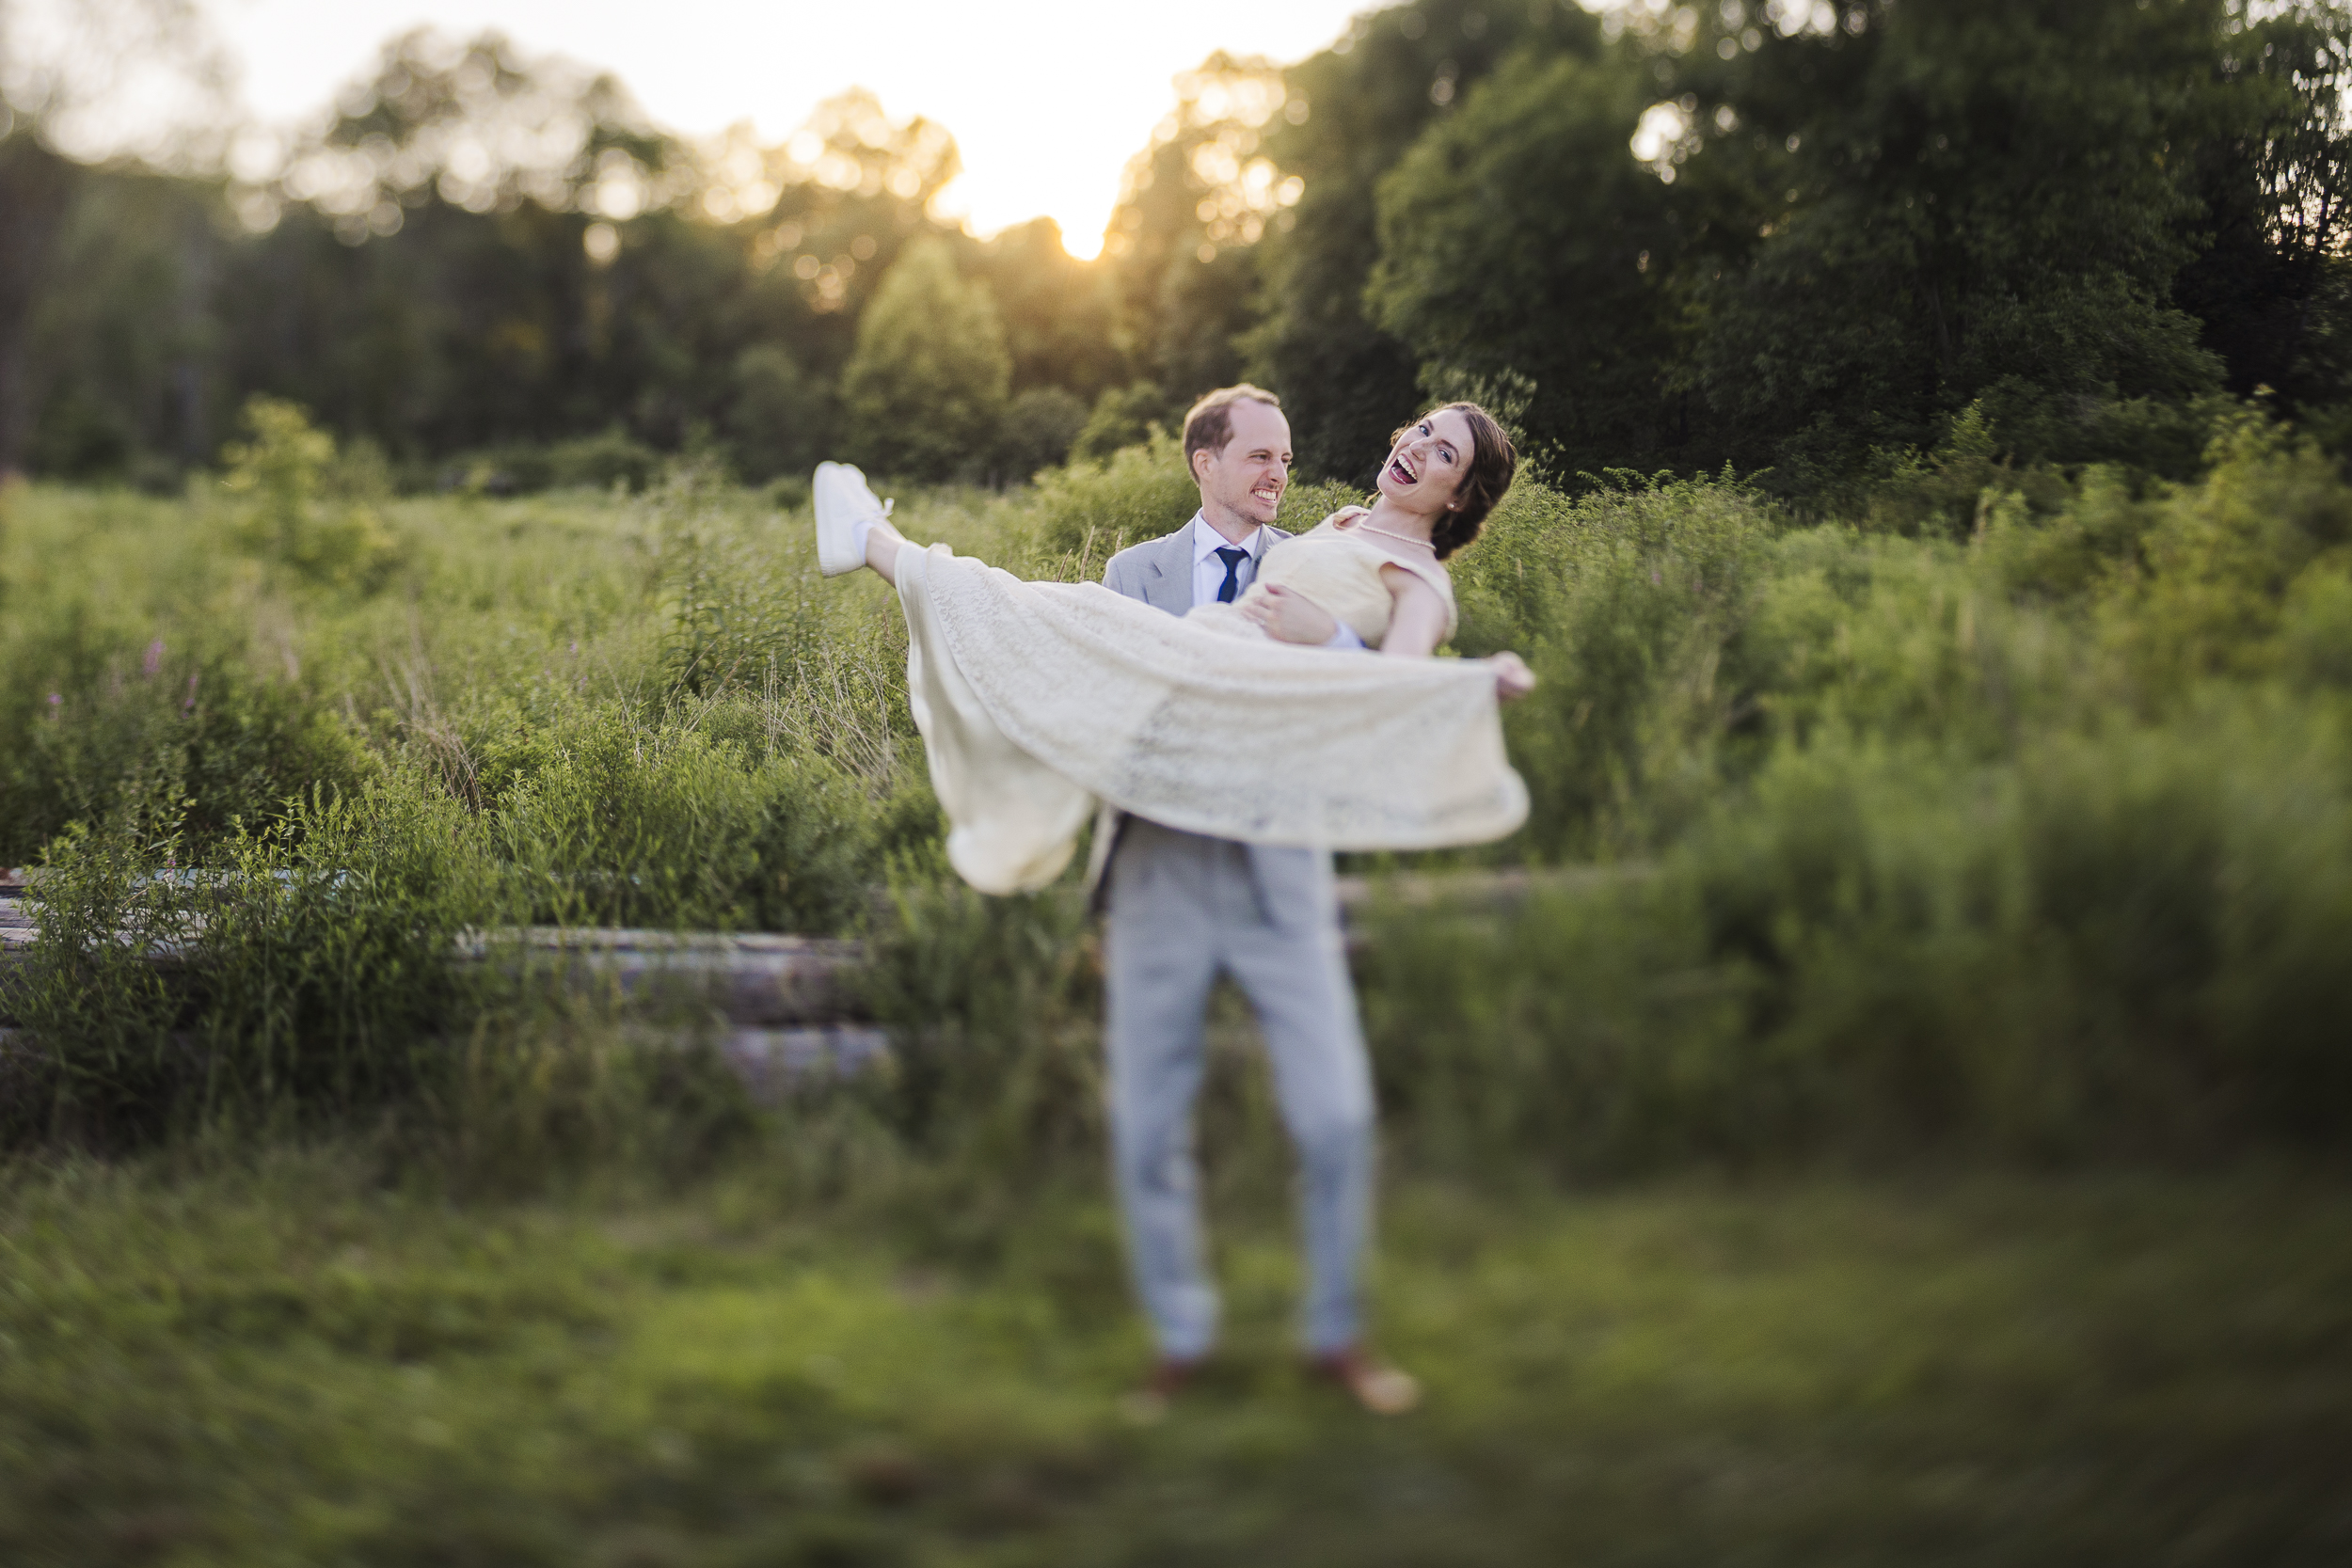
{"left": 1308, "top": 1345, "right": 1422, "bottom": 1415}
{"left": 1119, "top": 1354, "right": 1206, "bottom": 1425}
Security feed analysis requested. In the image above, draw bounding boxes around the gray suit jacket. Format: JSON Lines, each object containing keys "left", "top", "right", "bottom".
{"left": 1100, "top": 515, "right": 1264, "bottom": 616}
{"left": 1085, "top": 516, "right": 1296, "bottom": 904}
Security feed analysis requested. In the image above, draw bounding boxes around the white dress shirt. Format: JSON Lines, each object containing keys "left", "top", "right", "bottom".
{"left": 1185, "top": 512, "right": 1276, "bottom": 608}
{"left": 1184, "top": 512, "right": 1367, "bottom": 648}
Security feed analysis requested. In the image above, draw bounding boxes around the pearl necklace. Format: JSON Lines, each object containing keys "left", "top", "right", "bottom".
{"left": 1338, "top": 515, "right": 1437, "bottom": 552}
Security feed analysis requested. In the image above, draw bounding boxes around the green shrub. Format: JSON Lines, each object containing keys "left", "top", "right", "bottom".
{"left": 1019, "top": 432, "right": 1200, "bottom": 560}
{"left": 1279, "top": 478, "right": 1367, "bottom": 530}
{"left": 443, "top": 429, "right": 665, "bottom": 496}
{"left": 858, "top": 853, "right": 1099, "bottom": 1164}
{"left": 2098, "top": 418, "right": 2352, "bottom": 693}
{"left": 1359, "top": 708, "right": 2352, "bottom": 1175}
{"left": 1354, "top": 870, "right": 1750, "bottom": 1176}
{"left": 488, "top": 706, "right": 882, "bottom": 933}
{"left": 993, "top": 386, "right": 1089, "bottom": 482}
{"left": 2280, "top": 560, "right": 2352, "bottom": 689}
{"left": 0, "top": 781, "right": 192, "bottom": 1147}
{"left": 1071, "top": 381, "right": 1169, "bottom": 464}
{"left": 1859, "top": 403, "right": 2069, "bottom": 538}
{"left": 187, "top": 785, "right": 500, "bottom": 1111}
{"left": 219, "top": 396, "right": 404, "bottom": 594}
{"left": 5, "top": 781, "right": 499, "bottom": 1142}
{"left": 1451, "top": 474, "right": 1774, "bottom": 857}
{"left": 0, "top": 627, "right": 376, "bottom": 867}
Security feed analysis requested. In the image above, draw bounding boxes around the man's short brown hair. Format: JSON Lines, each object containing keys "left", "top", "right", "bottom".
{"left": 1181, "top": 384, "right": 1282, "bottom": 471}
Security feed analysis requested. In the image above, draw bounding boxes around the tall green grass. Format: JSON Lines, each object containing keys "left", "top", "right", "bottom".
{"left": 4, "top": 404, "right": 2349, "bottom": 1167}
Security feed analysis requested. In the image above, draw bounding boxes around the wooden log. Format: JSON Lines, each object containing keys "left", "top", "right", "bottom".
{"left": 1, "top": 864, "right": 1651, "bottom": 1032}
{"left": 1332, "top": 863, "right": 1650, "bottom": 912}
{"left": 462, "top": 927, "right": 867, "bottom": 1026}
{"left": 713, "top": 1025, "right": 893, "bottom": 1101}
{"left": 1, "top": 903, "right": 866, "bottom": 1028}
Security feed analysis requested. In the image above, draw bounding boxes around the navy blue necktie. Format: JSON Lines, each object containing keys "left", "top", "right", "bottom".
{"left": 1214, "top": 546, "right": 1249, "bottom": 603}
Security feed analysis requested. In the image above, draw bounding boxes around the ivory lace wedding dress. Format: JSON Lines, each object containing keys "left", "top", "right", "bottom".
{"left": 842, "top": 481, "right": 1529, "bottom": 895}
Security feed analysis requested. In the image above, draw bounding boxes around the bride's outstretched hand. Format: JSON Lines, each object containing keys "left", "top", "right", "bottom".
{"left": 1488, "top": 651, "right": 1535, "bottom": 702}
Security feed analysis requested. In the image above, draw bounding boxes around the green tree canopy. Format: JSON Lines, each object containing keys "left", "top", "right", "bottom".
{"left": 1246, "top": 0, "right": 1601, "bottom": 482}
{"left": 1357, "top": 0, "right": 2342, "bottom": 491}
{"left": 16, "top": 0, "right": 2352, "bottom": 515}
{"left": 839, "top": 238, "right": 1011, "bottom": 480}
{"left": 1365, "top": 46, "right": 1694, "bottom": 481}
{"left": 1679, "top": 0, "right": 2234, "bottom": 482}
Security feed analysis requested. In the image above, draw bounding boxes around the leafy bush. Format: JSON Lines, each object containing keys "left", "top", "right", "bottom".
{"left": 1360, "top": 705, "right": 2352, "bottom": 1174}
{"left": 4, "top": 782, "right": 500, "bottom": 1143}
{"left": 219, "top": 397, "right": 404, "bottom": 593}
{"left": 187, "top": 786, "right": 499, "bottom": 1108}
{"left": 2098, "top": 419, "right": 2352, "bottom": 692}
{"left": 488, "top": 706, "right": 882, "bottom": 933}
{"left": 1451, "top": 474, "right": 1774, "bottom": 858}
{"left": 858, "top": 854, "right": 1100, "bottom": 1166}
{"left": 441, "top": 428, "right": 665, "bottom": 496}
{"left": 0, "top": 623, "right": 376, "bottom": 867}
{"left": 1019, "top": 431, "right": 1200, "bottom": 560}
{"left": 993, "top": 386, "right": 1089, "bottom": 482}
{"left": 1071, "top": 381, "right": 1170, "bottom": 464}
{"left": 0, "top": 783, "right": 192, "bottom": 1146}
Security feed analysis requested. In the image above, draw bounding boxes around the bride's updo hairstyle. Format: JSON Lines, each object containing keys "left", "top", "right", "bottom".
{"left": 1396, "top": 402, "right": 1517, "bottom": 560}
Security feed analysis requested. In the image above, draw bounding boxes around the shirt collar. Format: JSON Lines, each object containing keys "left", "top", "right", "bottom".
{"left": 1190, "top": 512, "right": 1271, "bottom": 563}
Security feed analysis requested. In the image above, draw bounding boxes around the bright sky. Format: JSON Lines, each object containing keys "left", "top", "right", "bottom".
{"left": 199, "top": 0, "right": 1378, "bottom": 257}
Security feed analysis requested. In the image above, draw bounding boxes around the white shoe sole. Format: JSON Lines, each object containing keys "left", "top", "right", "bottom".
{"left": 813, "top": 461, "right": 886, "bottom": 578}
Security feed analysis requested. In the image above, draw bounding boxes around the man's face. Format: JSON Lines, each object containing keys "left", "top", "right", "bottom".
{"left": 1195, "top": 400, "right": 1292, "bottom": 529}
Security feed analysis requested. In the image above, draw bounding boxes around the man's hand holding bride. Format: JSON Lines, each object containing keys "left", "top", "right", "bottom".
{"left": 1242, "top": 582, "right": 1342, "bottom": 645}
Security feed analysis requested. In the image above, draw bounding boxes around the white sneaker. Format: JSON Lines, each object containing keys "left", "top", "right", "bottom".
{"left": 813, "top": 461, "right": 892, "bottom": 578}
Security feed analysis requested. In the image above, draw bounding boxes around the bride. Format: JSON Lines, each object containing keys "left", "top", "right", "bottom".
{"left": 814, "top": 402, "right": 1538, "bottom": 895}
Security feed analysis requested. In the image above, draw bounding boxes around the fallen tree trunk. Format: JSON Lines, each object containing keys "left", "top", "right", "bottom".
{"left": 1, "top": 862, "right": 1649, "bottom": 1045}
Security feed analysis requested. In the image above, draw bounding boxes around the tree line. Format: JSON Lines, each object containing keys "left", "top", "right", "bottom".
{"left": 4, "top": 0, "right": 2351, "bottom": 508}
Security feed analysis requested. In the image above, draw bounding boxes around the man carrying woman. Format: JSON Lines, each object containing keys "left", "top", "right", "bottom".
{"left": 814, "top": 384, "right": 1532, "bottom": 1416}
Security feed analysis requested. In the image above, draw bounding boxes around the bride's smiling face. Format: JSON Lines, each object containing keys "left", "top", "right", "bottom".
{"left": 1375, "top": 409, "right": 1475, "bottom": 516}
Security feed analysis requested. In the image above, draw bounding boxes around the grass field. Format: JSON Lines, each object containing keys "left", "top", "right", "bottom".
{"left": 6, "top": 1144, "right": 2348, "bottom": 1567}
{"left": 6, "top": 410, "right": 2352, "bottom": 1562}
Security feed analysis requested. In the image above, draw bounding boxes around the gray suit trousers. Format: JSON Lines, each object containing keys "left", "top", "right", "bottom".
{"left": 1103, "top": 816, "right": 1375, "bottom": 1358}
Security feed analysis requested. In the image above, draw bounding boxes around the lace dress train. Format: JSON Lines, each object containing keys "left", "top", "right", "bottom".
{"left": 892, "top": 540, "right": 1527, "bottom": 895}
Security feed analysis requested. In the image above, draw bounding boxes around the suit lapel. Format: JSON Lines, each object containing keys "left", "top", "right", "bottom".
{"left": 1144, "top": 518, "right": 1197, "bottom": 614}
{"left": 1141, "top": 515, "right": 1294, "bottom": 615}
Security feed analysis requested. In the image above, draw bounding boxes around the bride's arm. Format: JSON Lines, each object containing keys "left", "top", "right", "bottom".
{"left": 1377, "top": 567, "right": 1450, "bottom": 659}
{"left": 1379, "top": 566, "right": 1536, "bottom": 700}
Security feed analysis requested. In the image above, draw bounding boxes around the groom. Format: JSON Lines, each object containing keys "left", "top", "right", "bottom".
{"left": 1090, "top": 385, "right": 1417, "bottom": 1416}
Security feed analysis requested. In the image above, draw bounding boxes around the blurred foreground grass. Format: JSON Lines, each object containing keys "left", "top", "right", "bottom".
{"left": 5, "top": 1150, "right": 2347, "bottom": 1566}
